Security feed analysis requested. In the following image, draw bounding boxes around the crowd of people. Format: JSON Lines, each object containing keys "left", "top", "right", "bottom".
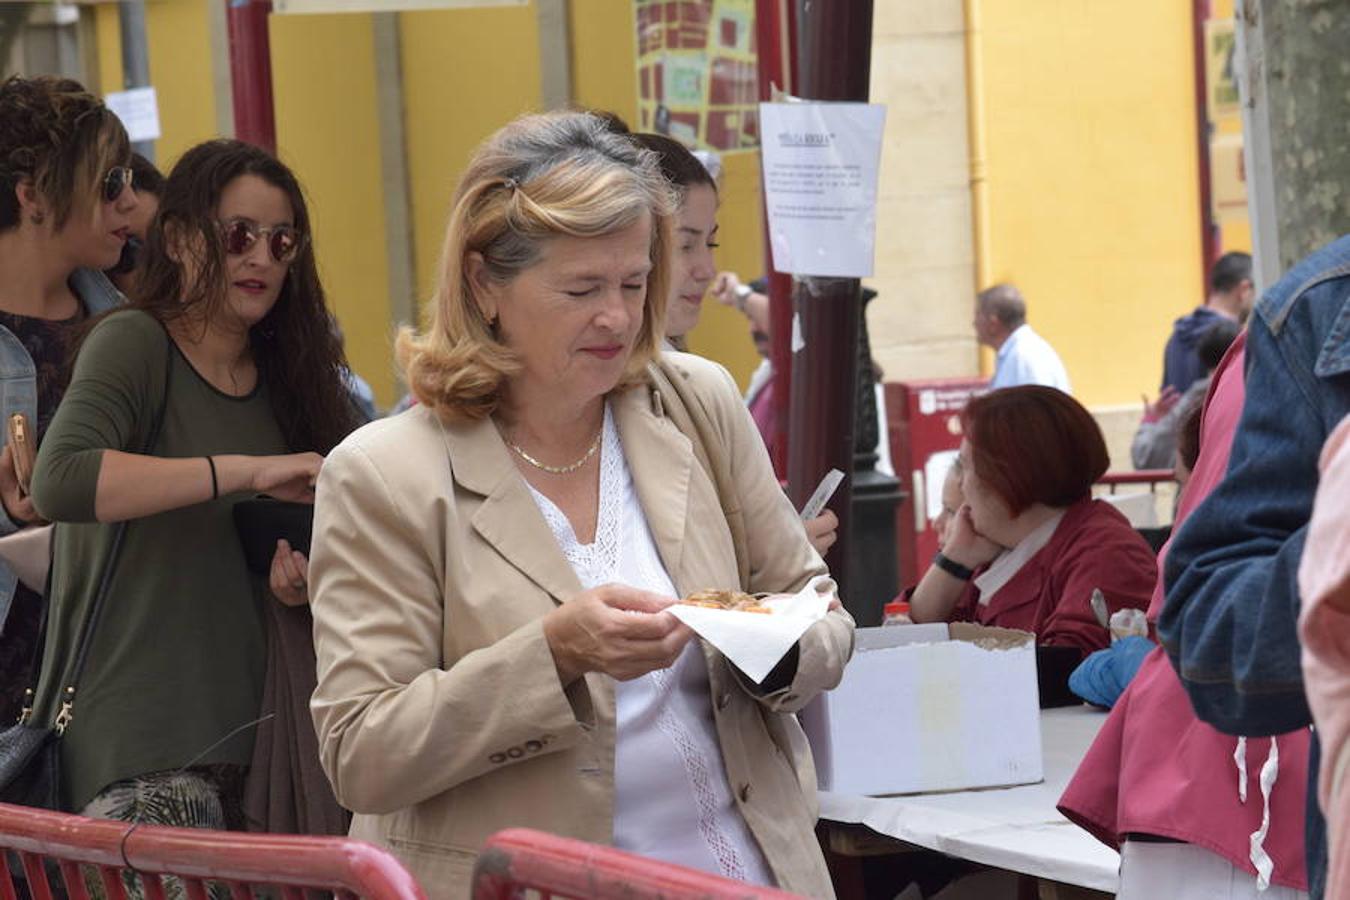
{"left": 0, "top": 71, "right": 1347, "bottom": 900}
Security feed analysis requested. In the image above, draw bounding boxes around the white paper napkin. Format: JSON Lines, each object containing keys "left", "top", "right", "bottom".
{"left": 668, "top": 575, "right": 835, "bottom": 683}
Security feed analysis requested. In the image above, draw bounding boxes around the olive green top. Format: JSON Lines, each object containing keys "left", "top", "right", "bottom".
{"left": 30, "top": 309, "right": 288, "bottom": 811}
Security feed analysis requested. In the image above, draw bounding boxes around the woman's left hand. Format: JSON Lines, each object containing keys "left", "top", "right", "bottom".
{"left": 269, "top": 538, "right": 309, "bottom": 606}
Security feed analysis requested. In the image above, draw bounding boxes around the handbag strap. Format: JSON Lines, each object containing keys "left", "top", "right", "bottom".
{"left": 648, "top": 357, "right": 751, "bottom": 591}
{"left": 39, "top": 328, "right": 174, "bottom": 733}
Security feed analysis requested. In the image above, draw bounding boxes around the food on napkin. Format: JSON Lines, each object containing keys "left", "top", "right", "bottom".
{"left": 667, "top": 576, "right": 836, "bottom": 684}
{"left": 680, "top": 589, "right": 771, "bottom": 614}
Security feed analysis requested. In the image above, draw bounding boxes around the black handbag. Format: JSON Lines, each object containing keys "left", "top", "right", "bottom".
{"left": 0, "top": 334, "right": 173, "bottom": 810}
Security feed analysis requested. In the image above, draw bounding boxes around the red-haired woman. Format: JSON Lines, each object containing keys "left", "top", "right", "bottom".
{"left": 909, "top": 386, "right": 1156, "bottom": 660}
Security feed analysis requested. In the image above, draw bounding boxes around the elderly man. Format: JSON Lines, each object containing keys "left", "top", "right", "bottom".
{"left": 974, "top": 283, "right": 1072, "bottom": 392}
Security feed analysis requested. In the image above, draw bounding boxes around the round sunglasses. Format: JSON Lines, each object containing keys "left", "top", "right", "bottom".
{"left": 216, "top": 218, "right": 306, "bottom": 264}
{"left": 102, "top": 166, "right": 134, "bottom": 204}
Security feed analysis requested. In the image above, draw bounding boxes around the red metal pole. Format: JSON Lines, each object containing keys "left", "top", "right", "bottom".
{"left": 754, "top": 0, "right": 796, "bottom": 478}
{"left": 227, "top": 0, "right": 277, "bottom": 154}
{"left": 1192, "top": 0, "right": 1220, "bottom": 288}
{"left": 786, "top": 0, "right": 875, "bottom": 615}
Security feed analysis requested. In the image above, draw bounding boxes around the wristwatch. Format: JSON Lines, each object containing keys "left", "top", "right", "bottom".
{"left": 933, "top": 551, "right": 976, "bottom": 581}
{"left": 734, "top": 282, "right": 752, "bottom": 312}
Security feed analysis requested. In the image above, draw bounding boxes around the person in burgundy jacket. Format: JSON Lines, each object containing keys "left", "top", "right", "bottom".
{"left": 909, "top": 387, "right": 1156, "bottom": 677}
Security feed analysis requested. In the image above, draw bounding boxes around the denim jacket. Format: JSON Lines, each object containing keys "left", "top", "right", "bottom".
{"left": 1158, "top": 235, "right": 1350, "bottom": 899}
{"left": 0, "top": 268, "right": 122, "bottom": 631}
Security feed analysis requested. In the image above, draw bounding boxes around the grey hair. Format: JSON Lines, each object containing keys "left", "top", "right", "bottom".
{"left": 471, "top": 112, "right": 673, "bottom": 284}
{"left": 977, "top": 283, "right": 1027, "bottom": 329}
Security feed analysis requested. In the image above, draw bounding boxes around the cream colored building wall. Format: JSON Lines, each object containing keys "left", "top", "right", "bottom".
{"left": 866, "top": 0, "right": 978, "bottom": 386}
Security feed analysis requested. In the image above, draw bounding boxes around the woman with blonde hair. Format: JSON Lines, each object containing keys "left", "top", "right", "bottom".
{"left": 309, "top": 111, "right": 853, "bottom": 899}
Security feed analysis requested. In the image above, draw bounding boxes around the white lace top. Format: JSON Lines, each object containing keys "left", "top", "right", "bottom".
{"left": 524, "top": 405, "right": 774, "bottom": 885}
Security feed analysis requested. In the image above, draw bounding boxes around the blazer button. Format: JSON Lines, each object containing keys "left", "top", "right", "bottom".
{"left": 717, "top": 692, "right": 732, "bottom": 711}
{"left": 738, "top": 782, "right": 753, "bottom": 803}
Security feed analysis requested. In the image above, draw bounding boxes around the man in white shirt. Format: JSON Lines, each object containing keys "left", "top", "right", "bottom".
{"left": 974, "top": 283, "right": 1072, "bottom": 392}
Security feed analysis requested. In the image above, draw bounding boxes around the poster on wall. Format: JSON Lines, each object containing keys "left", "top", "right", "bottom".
{"left": 634, "top": 0, "right": 759, "bottom": 152}
{"left": 758, "top": 101, "right": 886, "bottom": 278}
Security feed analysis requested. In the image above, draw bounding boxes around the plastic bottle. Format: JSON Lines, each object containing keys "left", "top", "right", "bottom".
{"left": 882, "top": 601, "right": 913, "bottom": 626}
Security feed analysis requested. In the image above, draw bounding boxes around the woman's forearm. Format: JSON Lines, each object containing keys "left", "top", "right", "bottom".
{"left": 908, "top": 564, "right": 970, "bottom": 623}
{"left": 89, "top": 451, "right": 258, "bottom": 522}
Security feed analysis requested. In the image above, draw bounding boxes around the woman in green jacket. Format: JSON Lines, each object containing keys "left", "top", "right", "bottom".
{"left": 30, "top": 139, "right": 358, "bottom": 829}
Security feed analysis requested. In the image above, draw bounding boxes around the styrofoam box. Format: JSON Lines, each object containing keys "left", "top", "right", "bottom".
{"left": 801, "top": 622, "right": 1043, "bottom": 796}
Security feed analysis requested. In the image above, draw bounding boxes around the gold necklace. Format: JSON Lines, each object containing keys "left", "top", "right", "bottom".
{"left": 507, "top": 428, "right": 602, "bottom": 475}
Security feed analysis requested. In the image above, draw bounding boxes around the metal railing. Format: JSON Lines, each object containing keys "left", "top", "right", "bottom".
{"left": 0, "top": 802, "right": 424, "bottom": 900}
{"left": 471, "top": 828, "right": 806, "bottom": 900}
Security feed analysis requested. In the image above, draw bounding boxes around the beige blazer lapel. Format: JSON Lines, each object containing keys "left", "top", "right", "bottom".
{"left": 437, "top": 415, "right": 582, "bottom": 604}
{"left": 611, "top": 385, "right": 696, "bottom": 595}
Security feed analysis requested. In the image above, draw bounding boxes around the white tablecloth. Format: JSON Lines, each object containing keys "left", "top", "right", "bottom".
{"left": 818, "top": 706, "right": 1121, "bottom": 893}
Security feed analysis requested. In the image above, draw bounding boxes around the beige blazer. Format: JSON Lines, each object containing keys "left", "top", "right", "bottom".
{"left": 309, "top": 352, "right": 854, "bottom": 900}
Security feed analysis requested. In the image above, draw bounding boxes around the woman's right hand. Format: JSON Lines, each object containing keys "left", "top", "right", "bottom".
{"left": 248, "top": 452, "right": 324, "bottom": 502}
{"left": 710, "top": 271, "right": 743, "bottom": 308}
{"left": 941, "top": 504, "right": 1002, "bottom": 571}
{"left": 543, "top": 584, "right": 693, "bottom": 685}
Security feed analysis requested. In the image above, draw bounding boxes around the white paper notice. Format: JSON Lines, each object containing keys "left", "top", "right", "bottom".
{"left": 104, "top": 87, "right": 161, "bottom": 143}
{"left": 759, "top": 101, "right": 886, "bottom": 278}
{"left": 668, "top": 576, "right": 835, "bottom": 684}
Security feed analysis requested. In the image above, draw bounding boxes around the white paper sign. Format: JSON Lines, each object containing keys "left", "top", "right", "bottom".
{"left": 104, "top": 87, "right": 161, "bottom": 143}
{"left": 758, "top": 101, "right": 886, "bottom": 278}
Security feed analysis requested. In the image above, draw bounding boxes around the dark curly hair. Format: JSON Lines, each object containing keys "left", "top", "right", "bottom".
{"left": 134, "top": 140, "right": 358, "bottom": 454}
{"left": 0, "top": 75, "right": 130, "bottom": 232}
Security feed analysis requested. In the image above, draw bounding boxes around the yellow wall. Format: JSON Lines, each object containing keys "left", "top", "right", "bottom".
{"left": 270, "top": 13, "right": 395, "bottom": 404}
{"left": 96, "top": 0, "right": 220, "bottom": 171}
{"left": 400, "top": 5, "right": 542, "bottom": 309}
{"left": 977, "top": 3, "right": 1204, "bottom": 405}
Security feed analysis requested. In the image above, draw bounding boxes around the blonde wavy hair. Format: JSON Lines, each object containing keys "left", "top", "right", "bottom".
{"left": 398, "top": 111, "right": 676, "bottom": 422}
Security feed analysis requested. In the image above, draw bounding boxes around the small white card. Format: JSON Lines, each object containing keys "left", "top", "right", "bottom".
{"left": 800, "top": 468, "right": 845, "bottom": 521}
{"left": 669, "top": 575, "right": 835, "bottom": 683}
{"left": 105, "top": 87, "right": 161, "bottom": 143}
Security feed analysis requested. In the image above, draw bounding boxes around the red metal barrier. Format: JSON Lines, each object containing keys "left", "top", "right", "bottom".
{"left": 1096, "top": 469, "right": 1176, "bottom": 493}
{"left": 0, "top": 802, "right": 424, "bottom": 900}
{"left": 471, "top": 828, "right": 806, "bottom": 900}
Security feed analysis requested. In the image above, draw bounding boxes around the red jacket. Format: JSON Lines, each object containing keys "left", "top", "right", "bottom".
{"left": 951, "top": 498, "right": 1156, "bottom": 655}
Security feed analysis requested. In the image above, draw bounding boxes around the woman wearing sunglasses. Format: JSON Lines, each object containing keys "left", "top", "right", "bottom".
{"left": 26, "top": 139, "right": 358, "bottom": 830}
{"left": 0, "top": 76, "right": 136, "bottom": 726}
